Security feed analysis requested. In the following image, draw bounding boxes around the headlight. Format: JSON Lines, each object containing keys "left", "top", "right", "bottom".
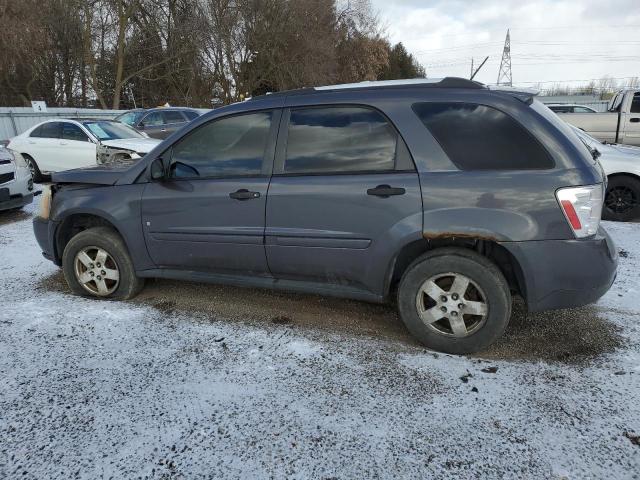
{"left": 38, "top": 184, "right": 52, "bottom": 220}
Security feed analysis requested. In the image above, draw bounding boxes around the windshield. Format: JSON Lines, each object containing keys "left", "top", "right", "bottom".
{"left": 83, "top": 121, "right": 144, "bottom": 140}
{"left": 114, "top": 111, "right": 144, "bottom": 127}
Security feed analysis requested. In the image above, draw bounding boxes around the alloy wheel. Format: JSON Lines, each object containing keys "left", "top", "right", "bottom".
{"left": 605, "top": 185, "right": 638, "bottom": 214}
{"left": 74, "top": 246, "right": 120, "bottom": 296}
{"left": 415, "top": 272, "right": 488, "bottom": 337}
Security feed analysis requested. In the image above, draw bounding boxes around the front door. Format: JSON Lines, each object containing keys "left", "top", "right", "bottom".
{"left": 141, "top": 110, "right": 279, "bottom": 275}
{"left": 60, "top": 122, "right": 97, "bottom": 169}
{"left": 621, "top": 92, "right": 640, "bottom": 146}
{"left": 265, "top": 106, "right": 423, "bottom": 295}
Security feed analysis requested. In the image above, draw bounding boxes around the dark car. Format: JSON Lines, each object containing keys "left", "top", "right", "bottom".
{"left": 33, "top": 78, "right": 617, "bottom": 354}
{"left": 114, "top": 107, "right": 201, "bottom": 139}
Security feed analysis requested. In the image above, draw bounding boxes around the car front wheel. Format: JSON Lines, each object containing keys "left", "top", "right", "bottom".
{"left": 397, "top": 247, "right": 511, "bottom": 354}
{"left": 62, "top": 227, "right": 144, "bottom": 300}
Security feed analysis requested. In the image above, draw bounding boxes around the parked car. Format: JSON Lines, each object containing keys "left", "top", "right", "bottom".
{"left": 32, "top": 77, "right": 617, "bottom": 354}
{"left": 0, "top": 147, "right": 34, "bottom": 211}
{"left": 114, "top": 107, "right": 201, "bottom": 139}
{"left": 546, "top": 103, "right": 598, "bottom": 114}
{"left": 571, "top": 125, "right": 640, "bottom": 221}
{"left": 556, "top": 88, "right": 640, "bottom": 145}
{"left": 7, "top": 119, "right": 161, "bottom": 181}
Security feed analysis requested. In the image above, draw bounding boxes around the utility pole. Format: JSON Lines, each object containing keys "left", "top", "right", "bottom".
{"left": 497, "top": 29, "right": 512, "bottom": 86}
{"left": 471, "top": 56, "right": 489, "bottom": 80}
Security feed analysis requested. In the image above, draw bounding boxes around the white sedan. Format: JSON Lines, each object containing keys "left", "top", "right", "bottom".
{"left": 7, "top": 119, "right": 161, "bottom": 181}
{"left": 572, "top": 126, "right": 640, "bottom": 221}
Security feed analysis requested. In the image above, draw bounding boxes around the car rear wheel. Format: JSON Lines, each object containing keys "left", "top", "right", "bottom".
{"left": 22, "top": 154, "right": 42, "bottom": 183}
{"left": 62, "top": 227, "right": 144, "bottom": 300}
{"left": 603, "top": 176, "right": 640, "bottom": 222}
{"left": 397, "top": 248, "right": 511, "bottom": 354}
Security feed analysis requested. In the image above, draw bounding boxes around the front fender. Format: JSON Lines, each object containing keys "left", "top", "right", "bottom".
{"left": 50, "top": 184, "right": 154, "bottom": 270}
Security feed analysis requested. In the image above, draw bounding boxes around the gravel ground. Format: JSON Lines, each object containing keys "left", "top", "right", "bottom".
{"left": 1, "top": 203, "right": 639, "bottom": 479}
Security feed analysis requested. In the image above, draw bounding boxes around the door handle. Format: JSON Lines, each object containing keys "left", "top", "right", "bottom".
{"left": 630, "top": 118, "right": 640, "bottom": 123}
{"left": 367, "top": 184, "right": 406, "bottom": 198}
{"left": 229, "top": 189, "right": 260, "bottom": 200}
{"left": 161, "top": 128, "right": 167, "bottom": 131}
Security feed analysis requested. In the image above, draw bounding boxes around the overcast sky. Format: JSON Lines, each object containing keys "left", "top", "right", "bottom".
{"left": 370, "top": 0, "right": 640, "bottom": 88}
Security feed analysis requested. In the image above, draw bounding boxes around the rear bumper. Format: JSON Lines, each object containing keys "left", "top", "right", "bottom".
{"left": 500, "top": 226, "right": 618, "bottom": 312}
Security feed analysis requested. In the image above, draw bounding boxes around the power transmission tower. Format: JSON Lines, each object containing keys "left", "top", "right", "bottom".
{"left": 497, "top": 29, "right": 512, "bottom": 86}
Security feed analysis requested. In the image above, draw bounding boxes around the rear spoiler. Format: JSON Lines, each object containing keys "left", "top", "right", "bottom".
{"left": 488, "top": 85, "right": 539, "bottom": 105}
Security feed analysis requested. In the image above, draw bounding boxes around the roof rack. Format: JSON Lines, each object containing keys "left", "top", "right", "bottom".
{"left": 251, "top": 77, "right": 485, "bottom": 100}
{"left": 314, "top": 77, "right": 484, "bottom": 91}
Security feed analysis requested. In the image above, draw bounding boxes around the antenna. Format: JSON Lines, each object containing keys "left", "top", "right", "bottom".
{"left": 497, "top": 29, "right": 512, "bottom": 86}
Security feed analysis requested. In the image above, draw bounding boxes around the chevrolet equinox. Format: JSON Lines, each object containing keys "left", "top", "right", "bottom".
{"left": 33, "top": 78, "right": 618, "bottom": 354}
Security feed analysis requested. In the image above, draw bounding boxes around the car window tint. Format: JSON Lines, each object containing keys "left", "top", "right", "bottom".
{"left": 62, "top": 123, "right": 90, "bottom": 142}
{"left": 163, "top": 111, "right": 186, "bottom": 124}
{"left": 284, "top": 106, "right": 397, "bottom": 174}
{"left": 30, "top": 122, "right": 61, "bottom": 139}
{"left": 143, "top": 112, "right": 164, "bottom": 126}
{"left": 631, "top": 93, "right": 640, "bottom": 114}
{"left": 183, "top": 110, "right": 199, "bottom": 120}
{"left": 170, "top": 111, "right": 272, "bottom": 179}
{"left": 413, "top": 102, "right": 554, "bottom": 170}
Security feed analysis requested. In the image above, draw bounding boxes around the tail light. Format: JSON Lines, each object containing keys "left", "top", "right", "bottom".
{"left": 556, "top": 184, "right": 603, "bottom": 238}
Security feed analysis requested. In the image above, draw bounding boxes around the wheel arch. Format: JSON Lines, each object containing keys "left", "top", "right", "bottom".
{"left": 54, "top": 212, "right": 125, "bottom": 262}
{"left": 386, "top": 236, "right": 527, "bottom": 302}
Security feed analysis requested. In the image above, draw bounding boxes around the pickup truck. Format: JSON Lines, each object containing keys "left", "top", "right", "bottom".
{"left": 557, "top": 89, "right": 640, "bottom": 146}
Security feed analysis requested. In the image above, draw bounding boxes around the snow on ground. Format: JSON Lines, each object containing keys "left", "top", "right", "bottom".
{"left": 1, "top": 203, "right": 639, "bottom": 479}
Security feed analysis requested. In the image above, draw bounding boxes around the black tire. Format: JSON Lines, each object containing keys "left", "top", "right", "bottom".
{"left": 397, "top": 247, "right": 511, "bottom": 355}
{"left": 62, "top": 226, "right": 144, "bottom": 300}
{"left": 603, "top": 176, "right": 640, "bottom": 222}
{"left": 22, "top": 154, "right": 42, "bottom": 183}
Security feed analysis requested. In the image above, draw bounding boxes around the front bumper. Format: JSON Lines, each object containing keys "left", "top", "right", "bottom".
{"left": 0, "top": 164, "right": 33, "bottom": 211}
{"left": 500, "top": 226, "right": 618, "bottom": 312}
{"left": 33, "top": 216, "right": 61, "bottom": 265}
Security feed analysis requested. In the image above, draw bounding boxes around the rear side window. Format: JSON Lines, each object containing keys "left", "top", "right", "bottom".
{"left": 163, "top": 111, "right": 186, "bottom": 124}
{"left": 142, "top": 112, "right": 164, "bottom": 126}
{"left": 31, "top": 122, "right": 61, "bottom": 139}
{"left": 170, "top": 111, "right": 272, "bottom": 178}
{"left": 284, "top": 106, "right": 397, "bottom": 174}
{"left": 413, "top": 102, "right": 554, "bottom": 170}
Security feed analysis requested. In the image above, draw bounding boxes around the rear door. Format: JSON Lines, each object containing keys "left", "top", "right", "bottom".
{"left": 161, "top": 111, "right": 189, "bottom": 137}
{"left": 265, "top": 105, "right": 422, "bottom": 296}
{"left": 141, "top": 109, "right": 279, "bottom": 275}
{"left": 25, "top": 122, "right": 63, "bottom": 172}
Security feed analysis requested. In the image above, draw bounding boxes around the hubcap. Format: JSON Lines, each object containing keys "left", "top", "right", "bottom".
{"left": 605, "top": 186, "right": 638, "bottom": 214}
{"left": 415, "top": 272, "right": 488, "bottom": 338}
{"left": 74, "top": 246, "right": 120, "bottom": 296}
{"left": 26, "top": 158, "right": 36, "bottom": 178}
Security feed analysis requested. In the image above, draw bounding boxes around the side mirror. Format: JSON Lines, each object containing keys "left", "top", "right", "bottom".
{"left": 150, "top": 156, "right": 166, "bottom": 181}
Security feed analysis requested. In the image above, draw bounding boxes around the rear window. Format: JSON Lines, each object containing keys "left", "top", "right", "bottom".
{"left": 413, "top": 102, "right": 554, "bottom": 170}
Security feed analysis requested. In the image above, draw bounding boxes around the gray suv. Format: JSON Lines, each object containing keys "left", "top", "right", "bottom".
{"left": 33, "top": 78, "right": 618, "bottom": 354}
{"left": 115, "top": 107, "right": 201, "bottom": 139}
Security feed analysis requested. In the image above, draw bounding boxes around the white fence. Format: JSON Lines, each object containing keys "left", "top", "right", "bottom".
{"left": 0, "top": 107, "right": 126, "bottom": 140}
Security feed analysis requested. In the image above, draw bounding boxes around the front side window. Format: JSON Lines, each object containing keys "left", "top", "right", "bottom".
{"left": 31, "top": 122, "right": 61, "bottom": 139}
{"left": 170, "top": 111, "right": 273, "bottom": 179}
{"left": 631, "top": 93, "right": 640, "bottom": 114}
{"left": 574, "top": 106, "right": 594, "bottom": 113}
{"left": 62, "top": 123, "right": 90, "bottom": 142}
{"left": 413, "top": 102, "right": 554, "bottom": 170}
{"left": 142, "top": 112, "right": 164, "bottom": 127}
{"left": 183, "top": 110, "right": 199, "bottom": 120}
{"left": 116, "top": 111, "right": 143, "bottom": 127}
{"left": 284, "top": 106, "right": 397, "bottom": 174}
